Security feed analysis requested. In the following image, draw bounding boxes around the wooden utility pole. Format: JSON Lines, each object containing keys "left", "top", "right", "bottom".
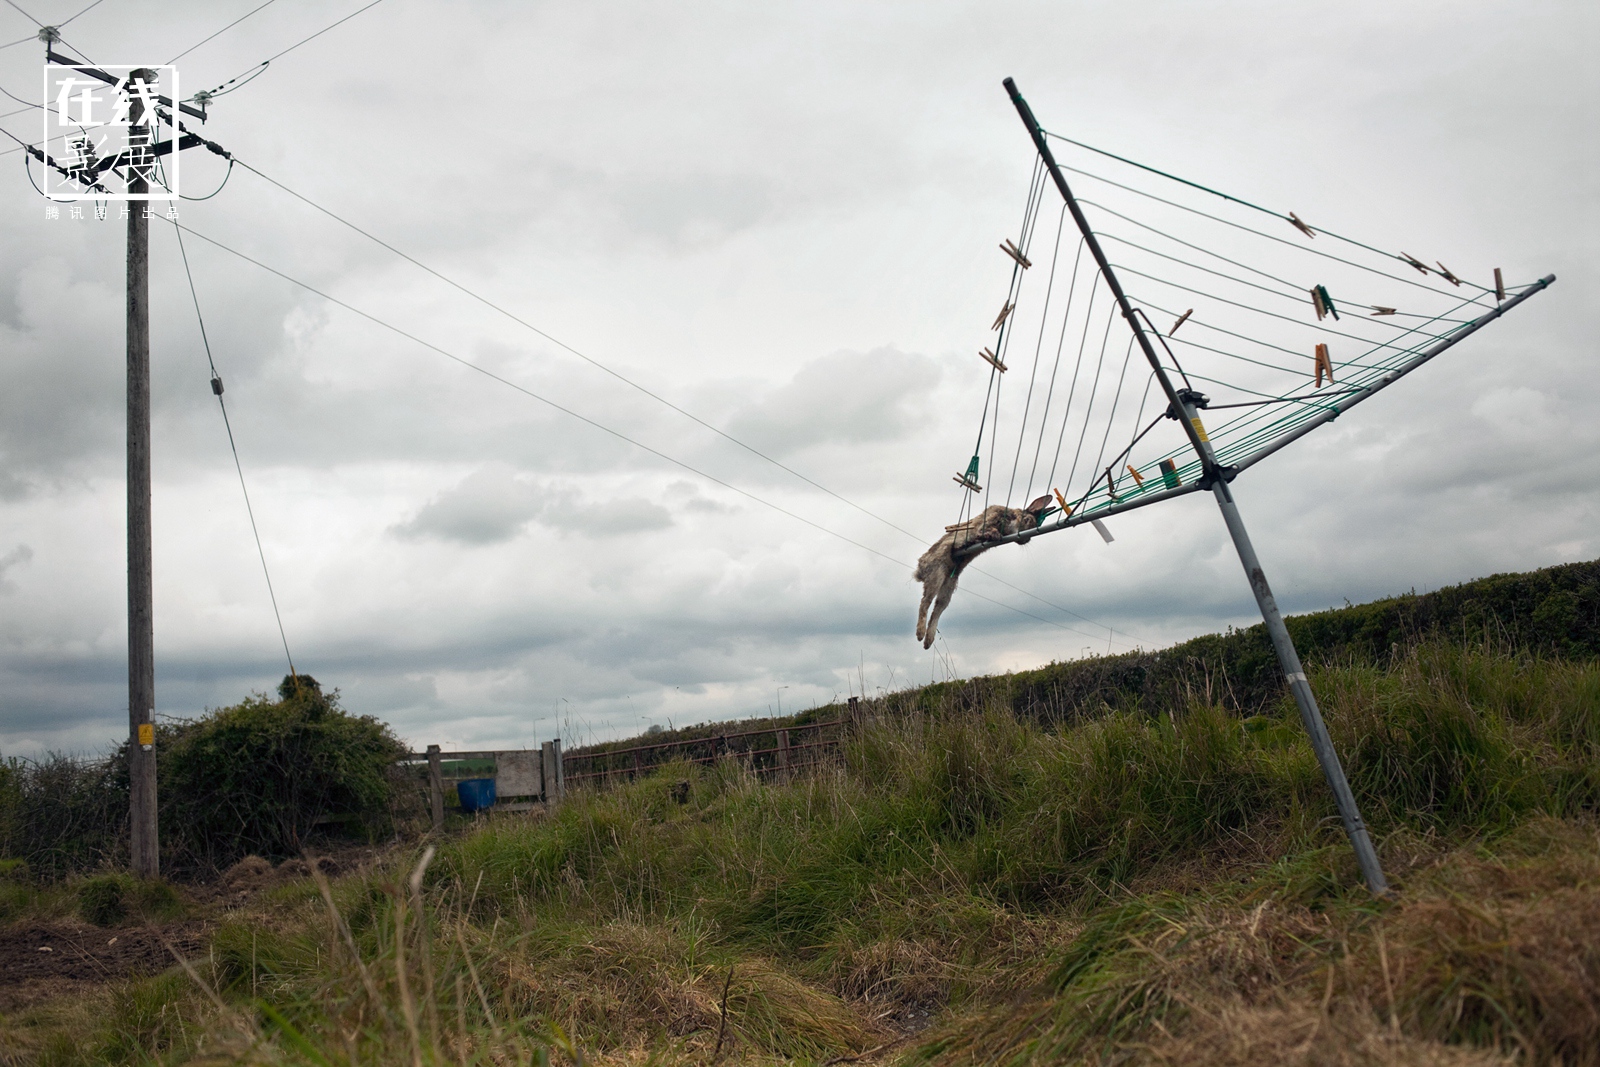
{"left": 36, "top": 52, "right": 227, "bottom": 879}
{"left": 126, "top": 69, "right": 158, "bottom": 878}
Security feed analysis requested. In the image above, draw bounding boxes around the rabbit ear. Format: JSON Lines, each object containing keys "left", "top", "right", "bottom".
{"left": 1025, "top": 494, "right": 1054, "bottom": 514}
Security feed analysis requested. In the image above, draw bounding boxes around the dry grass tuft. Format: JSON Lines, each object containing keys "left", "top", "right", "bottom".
{"left": 1367, "top": 819, "right": 1600, "bottom": 1065}
{"left": 1145, "top": 1002, "right": 1513, "bottom": 1067}
{"left": 497, "top": 920, "right": 882, "bottom": 1059}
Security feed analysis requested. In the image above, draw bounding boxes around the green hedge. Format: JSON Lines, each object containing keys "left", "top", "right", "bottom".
{"left": 138, "top": 675, "right": 408, "bottom": 871}
{"left": 0, "top": 676, "right": 409, "bottom": 879}
{"left": 907, "top": 556, "right": 1600, "bottom": 723}
{"left": 572, "top": 557, "right": 1600, "bottom": 771}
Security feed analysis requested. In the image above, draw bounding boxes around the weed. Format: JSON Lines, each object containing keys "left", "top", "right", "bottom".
{"left": 76, "top": 873, "right": 184, "bottom": 927}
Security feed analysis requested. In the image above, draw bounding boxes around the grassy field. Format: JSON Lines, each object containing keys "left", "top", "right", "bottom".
{"left": 2, "top": 638, "right": 1598, "bottom": 1065}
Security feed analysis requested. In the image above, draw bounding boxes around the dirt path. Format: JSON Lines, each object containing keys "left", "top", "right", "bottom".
{"left": 0, "top": 921, "right": 210, "bottom": 1013}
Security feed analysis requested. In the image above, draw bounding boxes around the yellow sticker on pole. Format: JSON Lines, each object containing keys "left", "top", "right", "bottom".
{"left": 138, "top": 723, "right": 153, "bottom": 747}
{"left": 1190, "top": 417, "right": 1210, "bottom": 442}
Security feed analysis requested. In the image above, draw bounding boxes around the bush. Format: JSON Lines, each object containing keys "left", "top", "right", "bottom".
{"left": 77, "top": 873, "right": 126, "bottom": 925}
{"left": 0, "top": 754, "right": 124, "bottom": 878}
{"left": 76, "top": 872, "right": 183, "bottom": 926}
{"left": 140, "top": 675, "right": 407, "bottom": 872}
{"left": 0, "top": 676, "right": 406, "bottom": 880}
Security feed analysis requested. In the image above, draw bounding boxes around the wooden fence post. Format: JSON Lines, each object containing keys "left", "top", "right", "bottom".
{"left": 848, "top": 696, "right": 860, "bottom": 729}
{"left": 632, "top": 749, "right": 643, "bottom": 780}
{"left": 541, "top": 741, "right": 558, "bottom": 807}
{"left": 426, "top": 744, "right": 444, "bottom": 831}
{"left": 554, "top": 737, "right": 565, "bottom": 802}
{"left": 777, "top": 729, "right": 790, "bottom": 782}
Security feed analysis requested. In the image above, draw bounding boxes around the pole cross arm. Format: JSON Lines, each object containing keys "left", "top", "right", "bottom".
{"left": 45, "top": 49, "right": 209, "bottom": 122}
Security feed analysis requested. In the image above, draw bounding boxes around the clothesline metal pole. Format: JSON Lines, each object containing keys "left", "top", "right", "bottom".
{"left": 1001, "top": 75, "right": 1389, "bottom": 895}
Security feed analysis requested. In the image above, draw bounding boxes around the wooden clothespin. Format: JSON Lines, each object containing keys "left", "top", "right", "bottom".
{"left": 1102, "top": 468, "right": 1120, "bottom": 504}
{"left": 1126, "top": 464, "right": 1145, "bottom": 487}
{"left": 1000, "top": 238, "right": 1032, "bottom": 270}
{"left": 952, "top": 455, "right": 983, "bottom": 493}
{"left": 1313, "top": 342, "right": 1334, "bottom": 388}
{"left": 1310, "top": 287, "right": 1328, "bottom": 321}
{"left": 991, "top": 301, "right": 1015, "bottom": 331}
{"left": 1287, "top": 212, "right": 1316, "bottom": 239}
{"left": 1316, "top": 284, "right": 1339, "bottom": 321}
{"left": 1399, "top": 252, "right": 1430, "bottom": 275}
{"left": 1052, "top": 488, "right": 1072, "bottom": 516}
{"left": 979, "top": 347, "right": 1007, "bottom": 373}
{"left": 1369, "top": 306, "right": 1396, "bottom": 316}
{"left": 1494, "top": 268, "right": 1505, "bottom": 303}
{"left": 1435, "top": 262, "right": 1462, "bottom": 287}
{"left": 1169, "top": 308, "right": 1193, "bottom": 336}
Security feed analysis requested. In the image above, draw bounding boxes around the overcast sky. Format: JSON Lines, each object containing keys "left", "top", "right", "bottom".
{"left": 1, "top": 0, "right": 1595, "bottom": 757}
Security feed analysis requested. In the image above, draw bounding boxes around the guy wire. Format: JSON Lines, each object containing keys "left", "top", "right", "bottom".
{"left": 173, "top": 222, "right": 1139, "bottom": 649}
{"left": 170, "top": 220, "right": 297, "bottom": 678}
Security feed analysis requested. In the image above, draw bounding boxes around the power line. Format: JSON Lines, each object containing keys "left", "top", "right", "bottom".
{"left": 8, "top": 0, "right": 98, "bottom": 64}
{"left": 58, "top": 0, "right": 108, "bottom": 27}
{"left": 226, "top": 160, "right": 1144, "bottom": 648}
{"left": 167, "top": 0, "right": 281, "bottom": 65}
{"left": 171, "top": 221, "right": 1126, "bottom": 649}
{"left": 0, "top": 81, "right": 38, "bottom": 110}
{"left": 13, "top": 60, "right": 1135, "bottom": 648}
{"left": 186, "top": 0, "right": 388, "bottom": 101}
{"left": 2, "top": 0, "right": 39, "bottom": 26}
{"left": 168, "top": 219, "right": 296, "bottom": 677}
{"left": 231, "top": 160, "right": 931, "bottom": 544}
{"left": 10, "top": 94, "right": 1134, "bottom": 647}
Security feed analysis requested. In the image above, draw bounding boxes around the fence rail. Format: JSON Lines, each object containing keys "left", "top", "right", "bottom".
{"left": 406, "top": 699, "right": 861, "bottom": 825}
{"left": 563, "top": 716, "right": 848, "bottom": 784}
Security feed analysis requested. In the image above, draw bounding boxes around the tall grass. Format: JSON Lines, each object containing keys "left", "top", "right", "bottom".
{"left": 15, "top": 640, "right": 1600, "bottom": 1065}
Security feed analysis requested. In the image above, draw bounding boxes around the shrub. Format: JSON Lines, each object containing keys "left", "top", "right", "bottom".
{"left": 144, "top": 675, "right": 407, "bottom": 872}
{"left": 0, "top": 754, "right": 124, "bottom": 878}
{"left": 77, "top": 873, "right": 184, "bottom": 926}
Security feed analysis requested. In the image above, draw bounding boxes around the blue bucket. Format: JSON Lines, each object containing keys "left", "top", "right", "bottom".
{"left": 456, "top": 778, "right": 496, "bottom": 813}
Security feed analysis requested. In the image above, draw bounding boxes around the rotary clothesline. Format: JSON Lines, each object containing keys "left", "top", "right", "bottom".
{"left": 954, "top": 131, "right": 1532, "bottom": 533}
{"left": 951, "top": 77, "right": 1556, "bottom": 899}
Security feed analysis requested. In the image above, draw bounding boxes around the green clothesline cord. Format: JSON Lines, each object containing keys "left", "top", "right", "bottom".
{"left": 1042, "top": 129, "right": 1499, "bottom": 297}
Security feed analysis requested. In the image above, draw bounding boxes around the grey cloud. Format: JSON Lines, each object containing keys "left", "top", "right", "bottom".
{"left": 724, "top": 348, "right": 943, "bottom": 455}
{"left": 392, "top": 466, "right": 542, "bottom": 544}
{"left": 0, "top": 545, "right": 32, "bottom": 594}
{"left": 1, "top": 0, "right": 1593, "bottom": 757}
{"left": 610, "top": 172, "right": 777, "bottom": 249}
{"left": 392, "top": 467, "right": 673, "bottom": 544}
{"left": 537, "top": 494, "right": 672, "bottom": 537}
